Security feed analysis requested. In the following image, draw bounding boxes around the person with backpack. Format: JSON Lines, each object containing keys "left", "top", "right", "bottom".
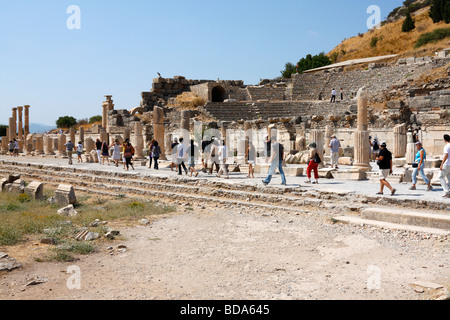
{"left": 76, "top": 141, "right": 84, "bottom": 163}
{"left": 151, "top": 140, "right": 161, "bottom": 170}
{"left": 376, "top": 142, "right": 396, "bottom": 196}
{"left": 8, "top": 140, "right": 14, "bottom": 156}
{"left": 95, "top": 138, "right": 103, "bottom": 164}
{"left": 123, "top": 141, "right": 135, "bottom": 171}
{"left": 262, "top": 137, "right": 286, "bottom": 186}
{"left": 147, "top": 139, "right": 156, "bottom": 169}
{"left": 305, "top": 142, "right": 320, "bottom": 184}
{"left": 112, "top": 139, "right": 122, "bottom": 167}
{"left": 65, "top": 140, "right": 75, "bottom": 165}
{"left": 371, "top": 138, "right": 380, "bottom": 161}
{"left": 101, "top": 141, "right": 110, "bottom": 165}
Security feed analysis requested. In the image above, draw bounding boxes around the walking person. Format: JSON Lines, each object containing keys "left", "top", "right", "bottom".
{"left": 123, "top": 141, "right": 135, "bottom": 171}
{"left": 305, "top": 142, "right": 320, "bottom": 184}
{"left": 376, "top": 142, "right": 396, "bottom": 196}
{"left": 245, "top": 142, "right": 256, "bottom": 178}
{"left": 151, "top": 140, "right": 162, "bottom": 170}
{"left": 217, "top": 140, "right": 229, "bottom": 179}
{"left": 13, "top": 139, "right": 19, "bottom": 157}
{"left": 112, "top": 139, "right": 122, "bottom": 167}
{"left": 439, "top": 134, "right": 450, "bottom": 198}
{"left": 95, "top": 139, "right": 102, "bottom": 164}
{"left": 329, "top": 135, "right": 341, "bottom": 169}
{"left": 185, "top": 139, "right": 199, "bottom": 177}
{"left": 171, "top": 138, "right": 179, "bottom": 172}
{"left": 371, "top": 137, "right": 380, "bottom": 161}
{"left": 122, "top": 140, "right": 128, "bottom": 170}
{"left": 409, "top": 142, "right": 433, "bottom": 192}
{"left": 330, "top": 88, "right": 337, "bottom": 103}
{"left": 262, "top": 137, "right": 286, "bottom": 186}
{"left": 177, "top": 138, "right": 188, "bottom": 176}
{"left": 101, "top": 141, "right": 110, "bottom": 165}
{"left": 208, "top": 138, "right": 220, "bottom": 175}
{"left": 340, "top": 88, "right": 344, "bottom": 101}
{"left": 76, "top": 141, "right": 83, "bottom": 163}
{"left": 265, "top": 136, "right": 271, "bottom": 161}
{"left": 65, "top": 140, "right": 75, "bottom": 165}
{"left": 147, "top": 139, "right": 156, "bottom": 169}
{"left": 8, "top": 140, "right": 14, "bottom": 157}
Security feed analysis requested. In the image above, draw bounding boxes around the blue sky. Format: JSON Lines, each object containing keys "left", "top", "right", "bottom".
{"left": 0, "top": 0, "right": 404, "bottom": 127}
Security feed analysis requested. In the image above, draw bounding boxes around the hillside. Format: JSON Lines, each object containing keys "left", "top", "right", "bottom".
{"left": 328, "top": 6, "right": 450, "bottom": 64}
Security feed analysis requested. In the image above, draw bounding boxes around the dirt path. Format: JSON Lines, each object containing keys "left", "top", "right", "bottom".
{"left": 0, "top": 203, "right": 449, "bottom": 300}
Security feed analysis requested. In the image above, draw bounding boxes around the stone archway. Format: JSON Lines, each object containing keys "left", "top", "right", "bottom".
{"left": 130, "top": 107, "right": 146, "bottom": 116}
{"left": 211, "top": 86, "right": 226, "bottom": 103}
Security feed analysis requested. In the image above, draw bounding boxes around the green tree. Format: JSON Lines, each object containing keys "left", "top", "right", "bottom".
{"left": 444, "top": 1, "right": 450, "bottom": 23}
{"left": 402, "top": 10, "right": 416, "bottom": 32}
{"left": 0, "top": 125, "right": 7, "bottom": 137}
{"left": 56, "top": 116, "right": 77, "bottom": 129}
{"left": 429, "top": 0, "right": 444, "bottom": 23}
{"left": 89, "top": 115, "right": 102, "bottom": 124}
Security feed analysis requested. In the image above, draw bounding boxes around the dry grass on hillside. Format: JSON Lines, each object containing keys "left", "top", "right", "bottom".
{"left": 329, "top": 8, "right": 450, "bottom": 62}
{"left": 167, "top": 92, "right": 206, "bottom": 110}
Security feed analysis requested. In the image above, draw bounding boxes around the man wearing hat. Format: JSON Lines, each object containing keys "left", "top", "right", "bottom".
{"left": 376, "top": 141, "right": 396, "bottom": 196}
{"left": 410, "top": 141, "right": 433, "bottom": 192}
{"left": 329, "top": 135, "right": 341, "bottom": 169}
{"left": 65, "top": 140, "right": 75, "bottom": 165}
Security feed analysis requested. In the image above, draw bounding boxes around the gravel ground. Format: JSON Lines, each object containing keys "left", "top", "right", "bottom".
{"left": 0, "top": 202, "right": 448, "bottom": 300}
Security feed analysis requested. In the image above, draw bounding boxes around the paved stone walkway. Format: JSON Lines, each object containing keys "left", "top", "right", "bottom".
{"left": 1, "top": 155, "right": 449, "bottom": 207}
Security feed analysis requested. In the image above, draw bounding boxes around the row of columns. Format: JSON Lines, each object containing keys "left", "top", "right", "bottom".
{"left": 2, "top": 106, "right": 30, "bottom": 153}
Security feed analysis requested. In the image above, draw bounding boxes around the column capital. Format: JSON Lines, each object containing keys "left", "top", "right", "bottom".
{"left": 17, "top": 106, "right": 23, "bottom": 111}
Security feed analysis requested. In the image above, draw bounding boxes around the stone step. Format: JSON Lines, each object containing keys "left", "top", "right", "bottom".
{"left": 361, "top": 207, "right": 450, "bottom": 230}
{"left": 334, "top": 215, "right": 450, "bottom": 236}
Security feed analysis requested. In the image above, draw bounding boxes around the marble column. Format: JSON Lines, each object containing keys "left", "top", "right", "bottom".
{"left": 405, "top": 131, "right": 416, "bottom": 165}
{"left": 123, "top": 127, "right": 131, "bottom": 142}
{"left": 25, "top": 134, "right": 33, "bottom": 155}
{"left": 57, "top": 134, "right": 67, "bottom": 157}
{"left": 393, "top": 124, "right": 407, "bottom": 158}
{"left": 8, "top": 117, "right": 15, "bottom": 141}
{"left": 134, "top": 121, "right": 145, "bottom": 160}
{"left": 310, "top": 130, "right": 324, "bottom": 166}
{"left": 353, "top": 97, "right": 371, "bottom": 171}
{"left": 12, "top": 108, "right": 17, "bottom": 139}
{"left": 244, "top": 121, "right": 252, "bottom": 164}
{"left": 44, "top": 135, "right": 54, "bottom": 156}
{"left": 324, "top": 125, "right": 334, "bottom": 157}
{"left": 17, "top": 106, "right": 23, "bottom": 151}
{"left": 180, "top": 110, "right": 191, "bottom": 143}
{"left": 1, "top": 135, "right": 8, "bottom": 154}
{"left": 69, "top": 128, "right": 76, "bottom": 144}
{"left": 165, "top": 133, "right": 173, "bottom": 161}
{"left": 100, "top": 128, "right": 109, "bottom": 144}
{"left": 24, "top": 105, "right": 30, "bottom": 137}
{"left": 153, "top": 106, "right": 165, "bottom": 159}
{"left": 102, "top": 95, "right": 114, "bottom": 133}
{"left": 35, "top": 135, "right": 44, "bottom": 155}
{"left": 52, "top": 138, "right": 59, "bottom": 155}
{"left": 79, "top": 127, "right": 85, "bottom": 145}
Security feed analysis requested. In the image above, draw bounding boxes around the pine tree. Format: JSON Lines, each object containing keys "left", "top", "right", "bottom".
{"left": 444, "top": 1, "right": 450, "bottom": 23}
{"left": 402, "top": 10, "right": 416, "bottom": 32}
{"left": 429, "top": 0, "right": 444, "bottom": 23}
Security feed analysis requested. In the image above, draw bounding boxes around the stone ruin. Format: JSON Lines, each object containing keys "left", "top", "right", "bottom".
{"left": 1, "top": 51, "right": 449, "bottom": 181}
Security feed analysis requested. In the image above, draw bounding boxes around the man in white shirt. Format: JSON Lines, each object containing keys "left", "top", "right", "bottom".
{"left": 177, "top": 138, "right": 188, "bottom": 175}
{"left": 330, "top": 89, "right": 337, "bottom": 103}
{"left": 439, "top": 134, "right": 450, "bottom": 198}
{"left": 329, "top": 135, "right": 341, "bottom": 169}
{"left": 217, "top": 140, "right": 229, "bottom": 179}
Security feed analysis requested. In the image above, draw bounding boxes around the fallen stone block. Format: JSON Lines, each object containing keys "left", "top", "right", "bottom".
{"left": 10, "top": 179, "right": 26, "bottom": 193}
{"left": 0, "top": 253, "right": 22, "bottom": 272}
{"left": 55, "top": 184, "right": 77, "bottom": 207}
{"left": 57, "top": 204, "right": 78, "bottom": 217}
{"left": 0, "top": 178, "right": 7, "bottom": 191}
{"left": 24, "top": 181, "right": 44, "bottom": 200}
{"left": 332, "top": 169, "right": 367, "bottom": 181}
{"left": 7, "top": 174, "right": 21, "bottom": 184}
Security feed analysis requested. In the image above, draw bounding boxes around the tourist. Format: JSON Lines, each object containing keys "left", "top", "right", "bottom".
{"left": 122, "top": 140, "right": 128, "bottom": 170}
{"left": 95, "top": 138, "right": 102, "bottom": 164}
{"left": 201, "top": 137, "right": 212, "bottom": 173}
{"left": 185, "top": 139, "right": 199, "bottom": 177}
{"left": 112, "top": 139, "right": 122, "bottom": 167}
{"left": 171, "top": 138, "right": 179, "bottom": 172}
{"left": 330, "top": 88, "right": 337, "bottom": 103}
{"left": 13, "top": 139, "right": 19, "bottom": 157}
{"left": 305, "top": 142, "right": 320, "bottom": 184}
{"left": 148, "top": 139, "right": 156, "bottom": 169}
{"left": 8, "top": 140, "right": 14, "bottom": 156}
{"left": 101, "top": 141, "right": 110, "bottom": 165}
{"left": 409, "top": 142, "right": 433, "bottom": 192}
{"left": 123, "top": 141, "right": 135, "bottom": 171}
{"left": 376, "top": 142, "right": 396, "bottom": 196}
{"left": 76, "top": 141, "right": 83, "bottom": 163}
{"left": 208, "top": 138, "right": 220, "bottom": 175}
{"left": 245, "top": 141, "right": 256, "bottom": 178}
{"left": 340, "top": 88, "right": 344, "bottom": 101}
{"left": 439, "top": 134, "right": 450, "bottom": 198}
{"left": 371, "top": 137, "right": 380, "bottom": 161}
{"left": 151, "top": 140, "right": 162, "bottom": 170}
{"left": 217, "top": 139, "right": 229, "bottom": 179}
{"left": 329, "top": 135, "right": 341, "bottom": 169}
{"left": 262, "top": 137, "right": 286, "bottom": 186}
{"left": 177, "top": 138, "right": 188, "bottom": 175}
{"left": 65, "top": 140, "right": 75, "bottom": 165}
